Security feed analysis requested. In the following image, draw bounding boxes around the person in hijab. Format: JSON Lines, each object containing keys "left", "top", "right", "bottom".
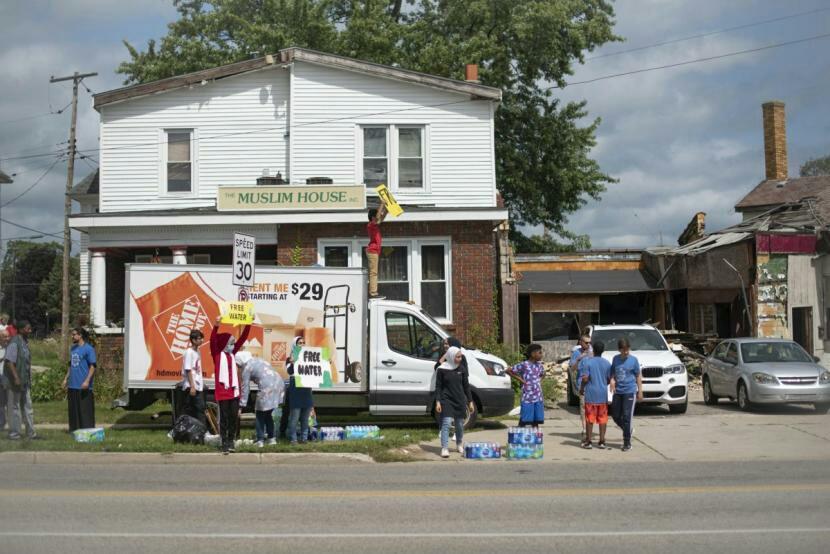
{"left": 236, "top": 351, "right": 285, "bottom": 447}
{"left": 285, "top": 336, "right": 314, "bottom": 445}
{"left": 210, "top": 316, "right": 251, "bottom": 454}
{"left": 435, "top": 346, "right": 473, "bottom": 459}
{"left": 434, "top": 336, "right": 469, "bottom": 438}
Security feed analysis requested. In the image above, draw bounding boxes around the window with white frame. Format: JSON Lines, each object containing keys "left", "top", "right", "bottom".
{"left": 360, "top": 125, "right": 426, "bottom": 191}
{"left": 362, "top": 127, "right": 388, "bottom": 189}
{"left": 318, "top": 237, "right": 451, "bottom": 321}
{"left": 164, "top": 130, "right": 193, "bottom": 193}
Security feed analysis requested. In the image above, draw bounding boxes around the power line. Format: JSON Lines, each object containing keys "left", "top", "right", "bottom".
{"left": 0, "top": 216, "right": 75, "bottom": 242}
{"left": 586, "top": 6, "right": 830, "bottom": 61}
{"left": 0, "top": 101, "right": 72, "bottom": 126}
{"left": 552, "top": 32, "right": 830, "bottom": 89}
{"left": 0, "top": 157, "right": 63, "bottom": 208}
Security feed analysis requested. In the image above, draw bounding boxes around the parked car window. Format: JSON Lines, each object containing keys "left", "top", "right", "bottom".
{"left": 724, "top": 343, "right": 738, "bottom": 364}
{"left": 740, "top": 342, "right": 813, "bottom": 364}
{"left": 712, "top": 342, "right": 729, "bottom": 361}
{"left": 591, "top": 329, "right": 668, "bottom": 351}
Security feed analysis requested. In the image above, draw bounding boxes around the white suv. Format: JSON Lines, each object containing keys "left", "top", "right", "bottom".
{"left": 566, "top": 324, "right": 688, "bottom": 414}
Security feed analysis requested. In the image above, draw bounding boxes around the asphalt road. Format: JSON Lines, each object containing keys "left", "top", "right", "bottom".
{"left": 2, "top": 458, "right": 830, "bottom": 554}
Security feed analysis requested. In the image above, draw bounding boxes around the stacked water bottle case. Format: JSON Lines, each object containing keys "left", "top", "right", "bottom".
{"left": 464, "top": 442, "right": 502, "bottom": 459}
{"left": 506, "top": 427, "right": 544, "bottom": 460}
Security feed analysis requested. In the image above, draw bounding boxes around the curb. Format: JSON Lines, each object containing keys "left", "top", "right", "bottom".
{"left": 0, "top": 451, "right": 375, "bottom": 465}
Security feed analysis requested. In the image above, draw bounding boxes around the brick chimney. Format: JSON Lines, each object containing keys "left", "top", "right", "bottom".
{"left": 465, "top": 63, "right": 479, "bottom": 83}
{"left": 762, "top": 101, "right": 788, "bottom": 181}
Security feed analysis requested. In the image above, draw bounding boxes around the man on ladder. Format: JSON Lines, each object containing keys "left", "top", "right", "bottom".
{"left": 367, "top": 203, "right": 387, "bottom": 299}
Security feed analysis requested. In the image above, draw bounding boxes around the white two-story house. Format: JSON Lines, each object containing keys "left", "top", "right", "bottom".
{"left": 70, "top": 48, "right": 508, "bottom": 348}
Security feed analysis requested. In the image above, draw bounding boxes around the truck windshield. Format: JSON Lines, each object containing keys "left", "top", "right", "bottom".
{"left": 592, "top": 329, "right": 668, "bottom": 352}
{"left": 740, "top": 342, "right": 813, "bottom": 363}
{"left": 419, "top": 309, "right": 449, "bottom": 340}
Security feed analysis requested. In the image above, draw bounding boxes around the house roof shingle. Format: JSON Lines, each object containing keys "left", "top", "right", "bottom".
{"left": 93, "top": 47, "right": 502, "bottom": 110}
{"left": 735, "top": 176, "right": 830, "bottom": 211}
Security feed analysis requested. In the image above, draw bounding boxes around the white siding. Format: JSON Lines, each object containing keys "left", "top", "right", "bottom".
{"left": 79, "top": 232, "right": 89, "bottom": 297}
{"left": 99, "top": 68, "right": 289, "bottom": 213}
{"left": 290, "top": 62, "right": 497, "bottom": 207}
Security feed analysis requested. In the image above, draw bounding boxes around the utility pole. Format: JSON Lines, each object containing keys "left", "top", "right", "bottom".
{"left": 50, "top": 71, "right": 97, "bottom": 363}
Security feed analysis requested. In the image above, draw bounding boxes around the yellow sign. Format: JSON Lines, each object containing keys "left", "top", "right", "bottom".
{"left": 375, "top": 184, "right": 404, "bottom": 217}
{"left": 217, "top": 185, "right": 366, "bottom": 212}
{"left": 220, "top": 301, "right": 255, "bottom": 325}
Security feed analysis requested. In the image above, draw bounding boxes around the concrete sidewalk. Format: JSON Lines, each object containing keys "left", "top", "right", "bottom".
{"left": 418, "top": 390, "right": 830, "bottom": 463}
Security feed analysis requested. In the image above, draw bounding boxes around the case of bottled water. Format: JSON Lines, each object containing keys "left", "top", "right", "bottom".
{"left": 464, "top": 442, "right": 502, "bottom": 459}
{"left": 319, "top": 426, "right": 346, "bottom": 441}
{"left": 345, "top": 425, "right": 381, "bottom": 440}
{"left": 506, "top": 426, "right": 544, "bottom": 460}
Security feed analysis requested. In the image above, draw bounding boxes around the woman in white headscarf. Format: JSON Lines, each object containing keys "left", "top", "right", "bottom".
{"left": 435, "top": 346, "right": 474, "bottom": 458}
{"left": 236, "top": 351, "right": 285, "bottom": 447}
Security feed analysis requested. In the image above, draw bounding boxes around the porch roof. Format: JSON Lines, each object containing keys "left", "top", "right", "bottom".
{"left": 70, "top": 205, "right": 509, "bottom": 230}
{"left": 518, "top": 269, "right": 660, "bottom": 295}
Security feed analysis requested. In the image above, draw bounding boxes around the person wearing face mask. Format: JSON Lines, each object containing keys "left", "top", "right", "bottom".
{"left": 435, "top": 346, "right": 474, "bottom": 459}
{"left": 210, "top": 316, "right": 251, "bottom": 454}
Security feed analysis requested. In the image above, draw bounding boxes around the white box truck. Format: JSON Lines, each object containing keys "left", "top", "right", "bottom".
{"left": 119, "top": 264, "right": 514, "bottom": 425}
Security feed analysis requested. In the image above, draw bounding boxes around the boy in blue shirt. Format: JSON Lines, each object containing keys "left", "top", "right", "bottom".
{"left": 577, "top": 340, "right": 612, "bottom": 450}
{"left": 63, "top": 327, "right": 97, "bottom": 432}
{"left": 610, "top": 337, "right": 642, "bottom": 452}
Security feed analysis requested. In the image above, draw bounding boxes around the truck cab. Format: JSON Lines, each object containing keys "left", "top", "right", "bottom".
{"left": 368, "top": 299, "right": 514, "bottom": 424}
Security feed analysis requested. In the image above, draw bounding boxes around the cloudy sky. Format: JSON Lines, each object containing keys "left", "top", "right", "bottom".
{"left": 1, "top": 0, "right": 829, "bottom": 252}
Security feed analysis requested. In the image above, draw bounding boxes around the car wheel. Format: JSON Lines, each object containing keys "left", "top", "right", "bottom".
{"left": 814, "top": 403, "right": 830, "bottom": 415}
{"left": 566, "top": 372, "right": 579, "bottom": 407}
{"left": 669, "top": 397, "right": 688, "bottom": 414}
{"left": 463, "top": 401, "right": 479, "bottom": 430}
{"left": 703, "top": 377, "right": 720, "bottom": 406}
{"left": 737, "top": 381, "right": 752, "bottom": 412}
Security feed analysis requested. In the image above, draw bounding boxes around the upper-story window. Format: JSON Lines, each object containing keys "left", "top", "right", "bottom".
{"left": 164, "top": 130, "right": 194, "bottom": 194}
{"left": 360, "top": 125, "right": 427, "bottom": 191}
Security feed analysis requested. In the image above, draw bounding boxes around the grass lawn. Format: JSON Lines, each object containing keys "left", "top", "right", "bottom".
{"left": 29, "top": 338, "right": 62, "bottom": 369}
{"left": 34, "top": 401, "right": 169, "bottom": 425}
{"left": 0, "top": 426, "right": 439, "bottom": 462}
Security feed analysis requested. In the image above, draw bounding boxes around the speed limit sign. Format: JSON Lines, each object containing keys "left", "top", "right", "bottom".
{"left": 232, "top": 233, "right": 256, "bottom": 288}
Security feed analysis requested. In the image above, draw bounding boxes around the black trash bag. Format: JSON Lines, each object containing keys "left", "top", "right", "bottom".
{"left": 172, "top": 415, "right": 207, "bottom": 445}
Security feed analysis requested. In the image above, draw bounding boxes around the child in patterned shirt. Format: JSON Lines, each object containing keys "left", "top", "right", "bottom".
{"left": 507, "top": 344, "right": 545, "bottom": 431}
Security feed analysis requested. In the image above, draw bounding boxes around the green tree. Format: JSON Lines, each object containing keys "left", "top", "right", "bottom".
{"left": 1, "top": 241, "right": 60, "bottom": 333}
{"left": 800, "top": 154, "right": 830, "bottom": 177}
{"left": 119, "top": 0, "right": 619, "bottom": 243}
{"left": 37, "top": 255, "right": 82, "bottom": 334}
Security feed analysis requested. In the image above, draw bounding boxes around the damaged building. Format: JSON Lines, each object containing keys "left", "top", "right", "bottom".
{"left": 645, "top": 101, "right": 830, "bottom": 361}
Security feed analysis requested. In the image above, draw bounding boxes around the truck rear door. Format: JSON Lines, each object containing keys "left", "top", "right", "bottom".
{"left": 370, "top": 306, "right": 443, "bottom": 415}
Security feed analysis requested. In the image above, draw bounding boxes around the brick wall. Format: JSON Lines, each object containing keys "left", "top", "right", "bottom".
{"left": 95, "top": 333, "right": 124, "bottom": 371}
{"left": 277, "top": 221, "right": 498, "bottom": 342}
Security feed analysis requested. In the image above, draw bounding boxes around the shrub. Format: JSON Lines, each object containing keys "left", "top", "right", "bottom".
{"left": 31, "top": 365, "right": 66, "bottom": 402}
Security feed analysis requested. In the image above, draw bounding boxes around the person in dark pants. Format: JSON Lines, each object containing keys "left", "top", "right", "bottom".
{"left": 286, "top": 336, "right": 313, "bottom": 445}
{"left": 5, "top": 321, "right": 36, "bottom": 440}
{"left": 180, "top": 329, "right": 206, "bottom": 426}
{"left": 435, "top": 346, "right": 473, "bottom": 459}
{"left": 210, "top": 316, "right": 250, "bottom": 454}
{"left": 609, "top": 337, "right": 642, "bottom": 452}
{"left": 63, "top": 328, "right": 97, "bottom": 432}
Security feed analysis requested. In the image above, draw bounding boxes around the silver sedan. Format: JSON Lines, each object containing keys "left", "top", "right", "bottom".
{"left": 701, "top": 338, "right": 830, "bottom": 413}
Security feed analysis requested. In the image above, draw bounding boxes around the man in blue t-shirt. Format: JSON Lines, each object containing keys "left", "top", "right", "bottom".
{"left": 63, "top": 327, "right": 97, "bottom": 432}
{"left": 610, "top": 337, "right": 642, "bottom": 452}
{"left": 577, "top": 341, "right": 612, "bottom": 449}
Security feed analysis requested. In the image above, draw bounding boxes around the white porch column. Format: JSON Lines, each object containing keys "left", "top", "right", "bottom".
{"left": 171, "top": 246, "right": 188, "bottom": 265}
{"left": 90, "top": 250, "right": 107, "bottom": 328}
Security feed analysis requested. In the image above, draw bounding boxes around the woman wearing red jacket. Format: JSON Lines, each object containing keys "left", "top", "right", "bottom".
{"left": 210, "top": 316, "right": 250, "bottom": 454}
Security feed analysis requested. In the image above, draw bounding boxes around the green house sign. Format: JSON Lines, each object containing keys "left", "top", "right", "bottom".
{"left": 218, "top": 185, "right": 366, "bottom": 211}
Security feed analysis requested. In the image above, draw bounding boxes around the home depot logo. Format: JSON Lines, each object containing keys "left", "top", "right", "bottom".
{"left": 152, "top": 294, "right": 209, "bottom": 359}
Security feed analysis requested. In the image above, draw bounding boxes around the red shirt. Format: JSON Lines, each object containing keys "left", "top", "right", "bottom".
{"left": 367, "top": 221, "right": 382, "bottom": 254}
{"left": 210, "top": 324, "right": 250, "bottom": 401}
